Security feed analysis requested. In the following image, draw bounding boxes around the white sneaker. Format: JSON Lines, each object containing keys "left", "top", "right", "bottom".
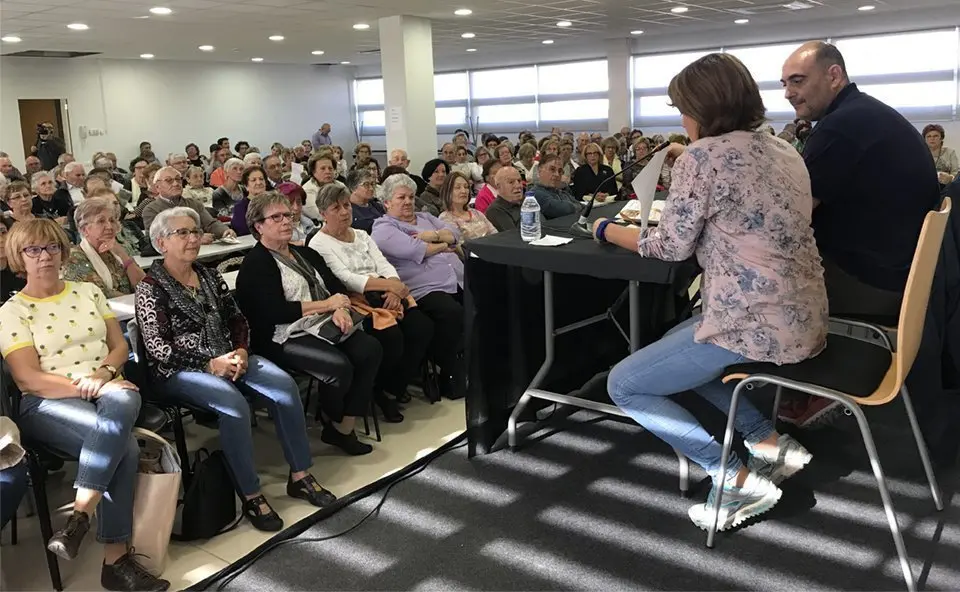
{"left": 747, "top": 434, "right": 813, "bottom": 485}
{"left": 688, "top": 472, "right": 782, "bottom": 531}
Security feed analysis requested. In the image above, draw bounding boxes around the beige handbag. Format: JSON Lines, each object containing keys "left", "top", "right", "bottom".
{"left": 130, "top": 427, "right": 182, "bottom": 576}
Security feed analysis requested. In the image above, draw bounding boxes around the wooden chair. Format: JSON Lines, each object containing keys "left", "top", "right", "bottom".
{"left": 712, "top": 198, "right": 951, "bottom": 592}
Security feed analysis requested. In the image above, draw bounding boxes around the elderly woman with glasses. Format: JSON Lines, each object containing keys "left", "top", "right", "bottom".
{"left": 2, "top": 181, "right": 37, "bottom": 229}
{"left": 345, "top": 169, "right": 385, "bottom": 234}
{"left": 235, "top": 193, "right": 385, "bottom": 448}
{"left": 572, "top": 142, "right": 617, "bottom": 200}
{"left": 136, "top": 206, "right": 335, "bottom": 533}
{"left": 372, "top": 174, "right": 465, "bottom": 400}
{"left": 275, "top": 182, "right": 315, "bottom": 245}
{"left": 62, "top": 198, "right": 145, "bottom": 298}
{"left": 0, "top": 219, "right": 170, "bottom": 591}
{"left": 309, "top": 183, "right": 434, "bottom": 412}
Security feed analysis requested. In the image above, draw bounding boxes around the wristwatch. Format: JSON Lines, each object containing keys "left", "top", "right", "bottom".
{"left": 98, "top": 364, "right": 118, "bottom": 379}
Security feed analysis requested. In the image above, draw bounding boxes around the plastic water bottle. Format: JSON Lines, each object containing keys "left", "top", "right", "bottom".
{"left": 520, "top": 191, "right": 541, "bottom": 242}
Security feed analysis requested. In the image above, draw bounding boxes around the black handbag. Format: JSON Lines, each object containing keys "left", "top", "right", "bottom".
{"left": 172, "top": 449, "right": 242, "bottom": 541}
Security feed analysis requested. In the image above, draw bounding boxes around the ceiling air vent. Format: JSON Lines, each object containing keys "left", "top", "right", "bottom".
{"left": 358, "top": 49, "right": 381, "bottom": 55}
{"left": 2, "top": 49, "right": 101, "bottom": 58}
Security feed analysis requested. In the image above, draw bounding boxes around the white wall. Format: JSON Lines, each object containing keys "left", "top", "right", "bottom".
{"left": 0, "top": 57, "right": 355, "bottom": 169}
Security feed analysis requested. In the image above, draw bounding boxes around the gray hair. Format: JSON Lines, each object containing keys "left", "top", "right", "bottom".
{"left": 74, "top": 197, "right": 117, "bottom": 231}
{"left": 381, "top": 173, "right": 416, "bottom": 202}
{"left": 150, "top": 206, "right": 200, "bottom": 251}
{"left": 185, "top": 165, "right": 205, "bottom": 179}
{"left": 474, "top": 146, "right": 492, "bottom": 161}
{"left": 245, "top": 191, "right": 290, "bottom": 240}
{"left": 31, "top": 170, "right": 55, "bottom": 192}
{"left": 152, "top": 165, "right": 179, "bottom": 184}
{"left": 224, "top": 157, "right": 244, "bottom": 172}
{"left": 167, "top": 152, "right": 187, "bottom": 163}
{"left": 63, "top": 161, "right": 84, "bottom": 176}
{"left": 315, "top": 182, "right": 350, "bottom": 214}
{"left": 94, "top": 157, "right": 113, "bottom": 169}
{"left": 345, "top": 168, "right": 375, "bottom": 192}
{"left": 57, "top": 153, "right": 73, "bottom": 165}
{"left": 243, "top": 152, "right": 262, "bottom": 165}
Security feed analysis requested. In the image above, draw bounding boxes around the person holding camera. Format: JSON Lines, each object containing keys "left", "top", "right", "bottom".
{"left": 31, "top": 123, "right": 66, "bottom": 171}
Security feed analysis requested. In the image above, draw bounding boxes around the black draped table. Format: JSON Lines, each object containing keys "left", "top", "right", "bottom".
{"left": 462, "top": 201, "right": 699, "bottom": 477}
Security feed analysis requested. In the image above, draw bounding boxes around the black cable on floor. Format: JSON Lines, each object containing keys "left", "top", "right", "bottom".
{"left": 203, "top": 439, "right": 468, "bottom": 591}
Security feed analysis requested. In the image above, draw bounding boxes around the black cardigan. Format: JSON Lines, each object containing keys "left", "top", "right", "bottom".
{"left": 234, "top": 242, "right": 348, "bottom": 361}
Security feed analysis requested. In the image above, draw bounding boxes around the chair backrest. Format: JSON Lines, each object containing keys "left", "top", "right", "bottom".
{"left": 896, "top": 197, "right": 952, "bottom": 388}
{"left": 126, "top": 319, "right": 155, "bottom": 393}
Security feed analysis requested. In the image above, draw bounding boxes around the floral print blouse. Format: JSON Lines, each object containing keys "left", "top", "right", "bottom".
{"left": 62, "top": 247, "right": 133, "bottom": 298}
{"left": 438, "top": 209, "right": 498, "bottom": 241}
{"left": 637, "top": 131, "right": 828, "bottom": 364}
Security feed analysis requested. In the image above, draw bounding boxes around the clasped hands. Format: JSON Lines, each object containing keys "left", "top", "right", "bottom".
{"left": 208, "top": 348, "right": 249, "bottom": 381}
{"left": 74, "top": 367, "right": 139, "bottom": 400}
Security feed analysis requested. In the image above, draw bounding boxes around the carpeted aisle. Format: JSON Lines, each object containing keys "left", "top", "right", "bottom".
{"left": 208, "top": 400, "right": 960, "bottom": 591}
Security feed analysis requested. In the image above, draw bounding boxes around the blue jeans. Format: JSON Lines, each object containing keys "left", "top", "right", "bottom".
{"left": 18, "top": 389, "right": 142, "bottom": 543}
{"left": 607, "top": 315, "right": 776, "bottom": 482}
{"left": 1, "top": 461, "right": 28, "bottom": 530}
{"left": 160, "top": 355, "right": 312, "bottom": 496}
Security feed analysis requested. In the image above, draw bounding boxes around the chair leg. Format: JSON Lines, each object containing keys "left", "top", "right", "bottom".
{"left": 674, "top": 448, "right": 690, "bottom": 497}
{"left": 845, "top": 400, "right": 916, "bottom": 592}
{"left": 371, "top": 402, "right": 382, "bottom": 442}
{"left": 900, "top": 385, "right": 944, "bottom": 511}
{"left": 362, "top": 413, "right": 371, "bottom": 437}
{"left": 10, "top": 512, "right": 17, "bottom": 545}
{"left": 28, "top": 457, "right": 62, "bottom": 591}
{"left": 706, "top": 380, "right": 745, "bottom": 548}
{"left": 771, "top": 386, "right": 783, "bottom": 423}
{"left": 171, "top": 408, "right": 193, "bottom": 488}
{"left": 304, "top": 378, "right": 316, "bottom": 420}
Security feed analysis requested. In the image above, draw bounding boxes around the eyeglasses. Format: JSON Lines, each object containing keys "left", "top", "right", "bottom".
{"left": 22, "top": 244, "right": 62, "bottom": 258}
{"left": 157, "top": 177, "right": 182, "bottom": 185}
{"left": 360, "top": 182, "right": 376, "bottom": 189}
{"left": 7, "top": 193, "right": 30, "bottom": 202}
{"left": 166, "top": 228, "right": 203, "bottom": 239}
{"left": 263, "top": 212, "right": 295, "bottom": 223}
{"left": 585, "top": 151, "right": 601, "bottom": 156}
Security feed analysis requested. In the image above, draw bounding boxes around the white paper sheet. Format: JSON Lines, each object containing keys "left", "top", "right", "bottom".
{"left": 290, "top": 162, "right": 304, "bottom": 184}
{"left": 630, "top": 149, "right": 669, "bottom": 230}
{"left": 529, "top": 235, "right": 573, "bottom": 247}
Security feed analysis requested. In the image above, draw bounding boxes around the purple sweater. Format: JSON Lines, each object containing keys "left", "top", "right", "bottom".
{"left": 370, "top": 213, "right": 463, "bottom": 300}
{"left": 231, "top": 197, "right": 251, "bottom": 236}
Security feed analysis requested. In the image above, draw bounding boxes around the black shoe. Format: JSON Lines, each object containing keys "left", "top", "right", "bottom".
{"left": 321, "top": 426, "right": 373, "bottom": 455}
{"left": 393, "top": 389, "right": 412, "bottom": 404}
{"left": 374, "top": 394, "right": 404, "bottom": 423}
{"left": 287, "top": 473, "right": 337, "bottom": 508}
{"left": 241, "top": 494, "right": 284, "bottom": 532}
{"left": 47, "top": 510, "right": 90, "bottom": 560}
{"left": 101, "top": 550, "right": 170, "bottom": 591}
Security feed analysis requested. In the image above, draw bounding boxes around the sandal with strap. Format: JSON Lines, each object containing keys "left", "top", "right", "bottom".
{"left": 287, "top": 473, "right": 338, "bottom": 508}
{"left": 242, "top": 494, "right": 284, "bottom": 532}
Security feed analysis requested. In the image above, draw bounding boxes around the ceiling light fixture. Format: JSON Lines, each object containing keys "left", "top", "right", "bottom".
{"left": 198, "top": 45, "right": 214, "bottom": 51}
{"left": 268, "top": 35, "right": 284, "bottom": 41}
{"left": 1, "top": 35, "right": 22, "bottom": 43}
{"left": 858, "top": 4, "right": 875, "bottom": 10}
{"left": 67, "top": 23, "right": 89, "bottom": 30}
{"left": 353, "top": 23, "right": 370, "bottom": 30}
{"left": 461, "top": 32, "right": 475, "bottom": 38}
{"left": 734, "top": 18, "right": 749, "bottom": 24}
{"left": 140, "top": 53, "right": 155, "bottom": 59}
{"left": 454, "top": 8, "right": 473, "bottom": 16}
{"left": 251, "top": 57, "right": 264, "bottom": 62}
{"left": 466, "top": 48, "right": 477, "bottom": 52}
{"left": 556, "top": 20, "right": 572, "bottom": 27}
{"left": 340, "top": 61, "right": 351, "bottom": 65}
{"left": 670, "top": 6, "right": 689, "bottom": 13}
{"left": 630, "top": 30, "right": 644, "bottom": 35}
{"left": 542, "top": 39, "right": 554, "bottom": 44}
{"left": 149, "top": 7, "right": 172, "bottom": 15}
{"left": 311, "top": 50, "right": 325, "bottom": 55}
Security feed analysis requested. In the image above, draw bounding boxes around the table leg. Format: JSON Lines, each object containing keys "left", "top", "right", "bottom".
{"left": 629, "top": 280, "right": 640, "bottom": 353}
{"left": 508, "top": 271, "right": 555, "bottom": 449}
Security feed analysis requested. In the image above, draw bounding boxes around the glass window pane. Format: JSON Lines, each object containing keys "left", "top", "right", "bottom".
{"left": 475, "top": 103, "right": 537, "bottom": 124}
{"left": 637, "top": 95, "right": 676, "bottom": 118}
{"left": 355, "top": 78, "right": 384, "bottom": 106}
{"left": 541, "top": 99, "right": 609, "bottom": 121}
{"left": 725, "top": 43, "right": 800, "bottom": 84}
{"left": 759, "top": 89, "right": 795, "bottom": 115}
{"left": 435, "top": 72, "right": 468, "bottom": 101}
{"left": 633, "top": 50, "right": 717, "bottom": 89}
{"left": 835, "top": 30, "right": 958, "bottom": 75}
{"left": 359, "top": 110, "right": 385, "bottom": 128}
{"left": 858, "top": 81, "right": 956, "bottom": 108}
{"left": 539, "top": 60, "right": 608, "bottom": 94}
{"left": 436, "top": 106, "right": 467, "bottom": 126}
{"left": 471, "top": 66, "right": 537, "bottom": 99}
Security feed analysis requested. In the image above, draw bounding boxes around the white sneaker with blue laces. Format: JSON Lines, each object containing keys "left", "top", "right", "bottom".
{"left": 746, "top": 434, "right": 813, "bottom": 485}
{"left": 688, "top": 471, "right": 782, "bottom": 531}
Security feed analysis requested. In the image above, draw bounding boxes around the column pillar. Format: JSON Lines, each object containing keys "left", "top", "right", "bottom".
{"left": 378, "top": 15, "right": 437, "bottom": 175}
{"left": 606, "top": 38, "right": 632, "bottom": 135}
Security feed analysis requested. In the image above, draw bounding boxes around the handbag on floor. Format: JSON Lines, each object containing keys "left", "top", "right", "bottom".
{"left": 172, "top": 448, "right": 242, "bottom": 541}
{"left": 130, "top": 428, "right": 182, "bottom": 576}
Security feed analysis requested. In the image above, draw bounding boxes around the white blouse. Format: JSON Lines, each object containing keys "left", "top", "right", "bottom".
{"left": 271, "top": 259, "right": 329, "bottom": 344}
{"left": 308, "top": 229, "right": 399, "bottom": 294}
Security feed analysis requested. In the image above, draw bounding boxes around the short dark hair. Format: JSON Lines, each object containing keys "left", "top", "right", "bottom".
{"left": 481, "top": 158, "right": 502, "bottom": 182}
{"left": 813, "top": 42, "right": 848, "bottom": 79}
{"left": 185, "top": 143, "right": 199, "bottom": 154}
{"left": 241, "top": 165, "right": 266, "bottom": 186}
{"left": 539, "top": 154, "right": 562, "bottom": 169}
{"left": 208, "top": 143, "right": 219, "bottom": 153}
{"left": 380, "top": 165, "right": 408, "bottom": 184}
{"left": 235, "top": 141, "right": 249, "bottom": 151}
{"left": 421, "top": 158, "right": 449, "bottom": 181}
{"left": 667, "top": 53, "right": 766, "bottom": 139}
{"left": 922, "top": 124, "right": 946, "bottom": 141}
{"left": 139, "top": 141, "right": 151, "bottom": 150}
{"left": 217, "top": 137, "right": 229, "bottom": 145}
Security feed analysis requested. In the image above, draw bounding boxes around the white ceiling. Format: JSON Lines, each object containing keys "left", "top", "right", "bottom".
{"left": 0, "top": 0, "right": 958, "bottom": 69}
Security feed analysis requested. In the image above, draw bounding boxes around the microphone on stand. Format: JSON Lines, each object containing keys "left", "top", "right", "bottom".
{"left": 570, "top": 141, "right": 671, "bottom": 237}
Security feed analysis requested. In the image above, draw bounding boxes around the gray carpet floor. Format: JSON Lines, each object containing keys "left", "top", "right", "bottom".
{"left": 214, "top": 399, "right": 960, "bottom": 591}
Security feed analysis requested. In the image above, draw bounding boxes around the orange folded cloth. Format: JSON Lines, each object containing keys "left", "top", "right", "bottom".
{"left": 349, "top": 293, "right": 416, "bottom": 330}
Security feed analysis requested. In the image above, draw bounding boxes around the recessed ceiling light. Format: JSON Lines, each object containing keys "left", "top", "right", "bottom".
{"left": 734, "top": 18, "right": 749, "bottom": 24}
{"left": 140, "top": 53, "right": 154, "bottom": 59}
{"left": 542, "top": 39, "right": 554, "bottom": 44}
{"left": 251, "top": 57, "right": 264, "bottom": 62}
{"left": 340, "top": 61, "right": 351, "bottom": 65}
{"left": 268, "top": 35, "right": 284, "bottom": 41}
{"left": 630, "top": 30, "right": 644, "bottom": 35}
{"left": 198, "top": 45, "right": 214, "bottom": 51}
{"left": 670, "top": 6, "right": 689, "bottom": 13}
{"left": 454, "top": 8, "right": 472, "bottom": 16}
{"left": 1, "top": 35, "right": 22, "bottom": 43}
{"left": 461, "top": 32, "right": 475, "bottom": 38}
{"left": 149, "top": 7, "right": 172, "bottom": 15}
{"left": 67, "top": 23, "right": 89, "bottom": 30}
{"left": 311, "top": 50, "right": 325, "bottom": 55}
{"left": 858, "top": 4, "right": 875, "bottom": 10}
{"left": 353, "top": 23, "right": 370, "bottom": 30}
{"left": 556, "top": 20, "right": 572, "bottom": 27}
{"left": 466, "top": 48, "right": 477, "bottom": 52}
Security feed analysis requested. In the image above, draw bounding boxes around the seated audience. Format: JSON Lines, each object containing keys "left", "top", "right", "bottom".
{"left": 142, "top": 166, "right": 235, "bottom": 243}
{"left": 302, "top": 153, "right": 338, "bottom": 222}
{"left": 451, "top": 145, "right": 483, "bottom": 190}
{"left": 181, "top": 166, "right": 213, "bottom": 206}
{"left": 417, "top": 159, "right": 449, "bottom": 216}
{"left": 372, "top": 174, "right": 465, "bottom": 399}
{"left": 235, "top": 141, "right": 250, "bottom": 158}
{"left": 532, "top": 155, "right": 581, "bottom": 218}
{"left": 439, "top": 171, "right": 497, "bottom": 240}
{"left": 231, "top": 166, "right": 269, "bottom": 236}
{"left": 528, "top": 140, "right": 560, "bottom": 184}
{"left": 308, "top": 184, "right": 435, "bottom": 412}
{"left": 354, "top": 157, "right": 382, "bottom": 180}
{"left": 485, "top": 166, "right": 525, "bottom": 231}
{"left": 494, "top": 143, "right": 514, "bottom": 168}
{"left": 63, "top": 198, "right": 145, "bottom": 298}
{"left": 346, "top": 169, "right": 385, "bottom": 233}
{"left": 166, "top": 153, "right": 189, "bottom": 178}
{"left": 474, "top": 146, "right": 492, "bottom": 169}
{"left": 235, "top": 193, "right": 384, "bottom": 449}
{"left": 0, "top": 223, "right": 25, "bottom": 302}
{"left": 128, "top": 158, "right": 149, "bottom": 201}
{"left": 207, "top": 147, "right": 232, "bottom": 187}
{"left": 131, "top": 163, "right": 162, "bottom": 221}
{"left": 595, "top": 53, "right": 822, "bottom": 531}
{"left": 263, "top": 155, "right": 284, "bottom": 190}
{"left": 602, "top": 137, "right": 624, "bottom": 190}
{"left": 210, "top": 158, "right": 245, "bottom": 214}
{"left": 3, "top": 181, "right": 37, "bottom": 229}
{"left": 0, "top": 219, "right": 170, "bottom": 591}
{"left": 59, "top": 162, "right": 86, "bottom": 205}
{"left": 276, "top": 182, "right": 315, "bottom": 245}
{"left": 514, "top": 143, "right": 537, "bottom": 184}
{"left": 24, "top": 155, "right": 43, "bottom": 178}
{"left": 558, "top": 140, "right": 577, "bottom": 181}
{"left": 86, "top": 188, "right": 147, "bottom": 255}
{"left": 332, "top": 146, "right": 349, "bottom": 179}
{"left": 136, "top": 207, "right": 336, "bottom": 532}
{"left": 440, "top": 143, "right": 457, "bottom": 165}
{"left": 572, "top": 143, "right": 617, "bottom": 200}
{"left": 473, "top": 160, "right": 503, "bottom": 214}
{"left": 185, "top": 143, "right": 206, "bottom": 168}
{"left": 353, "top": 142, "right": 372, "bottom": 165}
{"left": 923, "top": 124, "right": 959, "bottom": 185}
{"left": 388, "top": 148, "right": 427, "bottom": 194}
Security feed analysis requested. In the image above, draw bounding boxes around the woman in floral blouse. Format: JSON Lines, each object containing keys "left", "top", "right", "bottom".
{"left": 593, "top": 53, "right": 828, "bottom": 532}
{"left": 438, "top": 171, "right": 497, "bottom": 241}
{"left": 63, "top": 197, "right": 146, "bottom": 298}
